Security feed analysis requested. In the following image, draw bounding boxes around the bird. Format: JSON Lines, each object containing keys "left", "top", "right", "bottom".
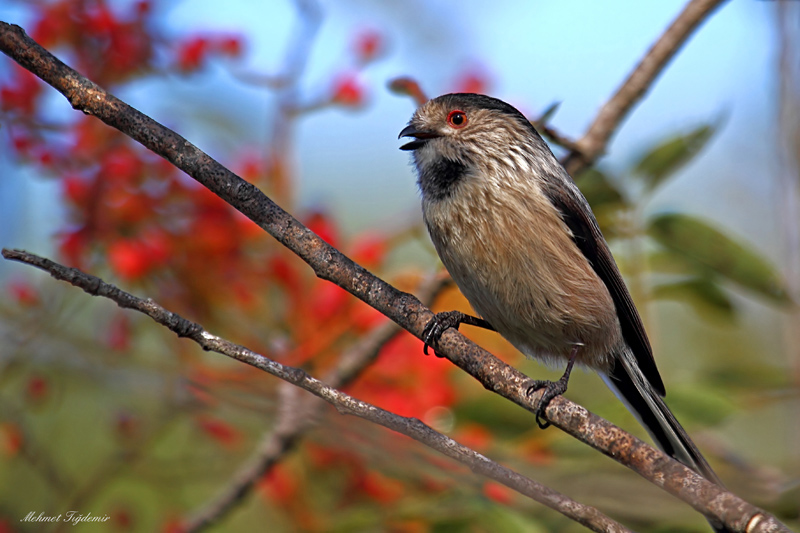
{"left": 399, "top": 93, "right": 729, "bottom": 531}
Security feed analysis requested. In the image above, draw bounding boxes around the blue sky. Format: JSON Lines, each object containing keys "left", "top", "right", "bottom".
{"left": 172, "top": 0, "right": 778, "bottom": 241}
{"left": 0, "top": 1, "right": 786, "bottom": 265}
{"left": 0, "top": 0, "right": 795, "bottom": 478}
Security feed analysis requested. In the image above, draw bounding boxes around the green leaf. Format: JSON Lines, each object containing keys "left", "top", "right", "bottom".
{"left": 633, "top": 123, "right": 716, "bottom": 191}
{"left": 652, "top": 277, "right": 735, "bottom": 319}
{"left": 664, "top": 385, "right": 736, "bottom": 427}
{"left": 534, "top": 101, "right": 560, "bottom": 127}
{"left": 453, "top": 394, "right": 537, "bottom": 440}
{"left": 648, "top": 213, "right": 791, "bottom": 304}
{"left": 573, "top": 167, "right": 626, "bottom": 210}
{"left": 707, "top": 362, "right": 789, "bottom": 390}
{"left": 647, "top": 249, "right": 699, "bottom": 275}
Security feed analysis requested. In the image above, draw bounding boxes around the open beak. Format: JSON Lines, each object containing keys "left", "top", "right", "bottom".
{"left": 398, "top": 124, "right": 440, "bottom": 151}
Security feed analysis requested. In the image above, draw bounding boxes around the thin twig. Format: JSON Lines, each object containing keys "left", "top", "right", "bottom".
{"left": 390, "top": 0, "right": 728, "bottom": 172}
{"left": 562, "top": 0, "right": 729, "bottom": 174}
{"left": 183, "top": 272, "right": 448, "bottom": 532}
{"left": 1, "top": 248, "right": 629, "bottom": 533}
{"left": 183, "top": 383, "right": 314, "bottom": 533}
{"left": 52, "top": 411, "right": 182, "bottom": 533}
{"left": 0, "top": 400, "right": 71, "bottom": 493}
{"left": 0, "top": 17, "right": 786, "bottom": 532}
{"left": 536, "top": 122, "right": 582, "bottom": 154}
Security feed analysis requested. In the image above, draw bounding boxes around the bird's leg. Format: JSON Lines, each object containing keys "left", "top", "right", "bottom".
{"left": 422, "top": 310, "right": 495, "bottom": 357}
{"left": 527, "top": 344, "right": 580, "bottom": 429}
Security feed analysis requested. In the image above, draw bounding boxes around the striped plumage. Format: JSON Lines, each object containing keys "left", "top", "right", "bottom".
{"left": 400, "top": 93, "right": 729, "bottom": 532}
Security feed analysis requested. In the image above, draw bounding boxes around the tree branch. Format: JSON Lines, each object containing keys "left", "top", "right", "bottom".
{"left": 562, "top": 0, "right": 729, "bottom": 174}
{"left": 537, "top": 122, "right": 583, "bottom": 155}
{"left": 0, "top": 17, "right": 787, "bottom": 532}
{"left": 1, "top": 248, "right": 629, "bottom": 533}
{"left": 184, "top": 382, "right": 314, "bottom": 532}
{"left": 183, "top": 273, "right": 448, "bottom": 532}
{"left": 390, "top": 0, "right": 729, "bottom": 173}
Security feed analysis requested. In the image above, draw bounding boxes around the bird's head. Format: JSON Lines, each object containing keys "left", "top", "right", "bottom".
{"left": 399, "top": 93, "right": 554, "bottom": 201}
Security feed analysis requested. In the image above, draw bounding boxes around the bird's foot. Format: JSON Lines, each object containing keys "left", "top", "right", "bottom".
{"left": 526, "top": 376, "right": 570, "bottom": 429}
{"left": 422, "top": 310, "right": 468, "bottom": 357}
{"left": 526, "top": 346, "right": 579, "bottom": 429}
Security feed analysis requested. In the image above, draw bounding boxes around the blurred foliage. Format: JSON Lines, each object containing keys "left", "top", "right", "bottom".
{"left": 575, "top": 124, "right": 792, "bottom": 313}
{"left": 532, "top": 101, "right": 561, "bottom": 128}
{"left": 632, "top": 123, "right": 717, "bottom": 191}
{"left": 573, "top": 168, "right": 626, "bottom": 210}
{"left": 0, "top": 1, "right": 797, "bottom": 533}
{"left": 648, "top": 213, "right": 790, "bottom": 305}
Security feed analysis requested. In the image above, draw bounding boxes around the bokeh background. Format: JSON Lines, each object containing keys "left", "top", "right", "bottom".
{"left": 0, "top": 1, "right": 798, "bottom": 532}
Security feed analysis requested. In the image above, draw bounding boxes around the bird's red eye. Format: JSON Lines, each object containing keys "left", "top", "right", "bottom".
{"left": 446, "top": 110, "right": 468, "bottom": 129}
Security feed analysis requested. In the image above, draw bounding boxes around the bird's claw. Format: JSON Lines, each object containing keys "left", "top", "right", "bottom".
{"left": 422, "top": 311, "right": 466, "bottom": 357}
{"left": 526, "top": 377, "right": 569, "bottom": 429}
{"left": 526, "top": 347, "right": 578, "bottom": 429}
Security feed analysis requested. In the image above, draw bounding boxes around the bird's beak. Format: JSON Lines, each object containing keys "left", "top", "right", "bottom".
{"left": 398, "top": 124, "right": 439, "bottom": 151}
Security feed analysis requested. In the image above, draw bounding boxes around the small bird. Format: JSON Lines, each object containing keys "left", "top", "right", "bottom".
{"left": 400, "top": 93, "right": 728, "bottom": 531}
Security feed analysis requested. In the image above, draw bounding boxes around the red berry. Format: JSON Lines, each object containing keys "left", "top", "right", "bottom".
{"left": 354, "top": 30, "right": 382, "bottom": 63}
{"left": 332, "top": 74, "right": 365, "bottom": 107}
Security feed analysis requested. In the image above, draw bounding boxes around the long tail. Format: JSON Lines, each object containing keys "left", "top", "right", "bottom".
{"left": 601, "top": 347, "right": 731, "bottom": 532}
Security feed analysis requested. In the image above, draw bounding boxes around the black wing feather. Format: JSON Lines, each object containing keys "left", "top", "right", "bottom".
{"left": 544, "top": 180, "right": 666, "bottom": 396}
{"left": 439, "top": 93, "right": 666, "bottom": 396}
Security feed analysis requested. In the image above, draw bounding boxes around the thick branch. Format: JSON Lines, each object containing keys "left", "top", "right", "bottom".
{"left": 1, "top": 248, "right": 628, "bottom": 533}
{"left": 563, "top": 0, "right": 729, "bottom": 174}
{"left": 0, "top": 18, "right": 787, "bottom": 532}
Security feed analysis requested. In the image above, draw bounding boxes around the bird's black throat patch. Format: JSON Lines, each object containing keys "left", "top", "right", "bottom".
{"left": 418, "top": 156, "right": 468, "bottom": 201}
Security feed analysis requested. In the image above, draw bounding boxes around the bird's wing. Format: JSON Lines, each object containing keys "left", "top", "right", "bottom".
{"left": 543, "top": 177, "right": 666, "bottom": 396}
